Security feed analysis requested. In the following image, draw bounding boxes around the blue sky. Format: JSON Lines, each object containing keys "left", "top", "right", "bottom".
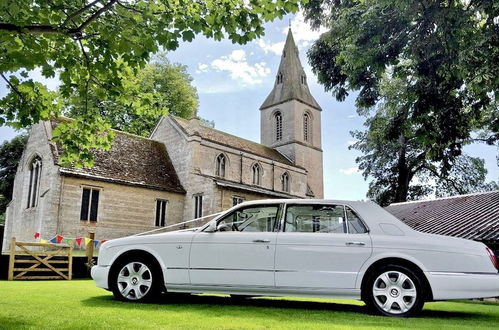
{"left": 0, "top": 12, "right": 497, "bottom": 200}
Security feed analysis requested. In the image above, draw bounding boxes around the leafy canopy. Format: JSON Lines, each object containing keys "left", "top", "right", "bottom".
{"left": 304, "top": 0, "right": 498, "bottom": 203}
{"left": 65, "top": 53, "right": 199, "bottom": 137}
{"left": 0, "top": 0, "right": 301, "bottom": 167}
{"left": 0, "top": 134, "right": 27, "bottom": 217}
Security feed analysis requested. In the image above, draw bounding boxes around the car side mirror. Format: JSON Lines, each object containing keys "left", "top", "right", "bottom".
{"left": 205, "top": 221, "right": 217, "bottom": 233}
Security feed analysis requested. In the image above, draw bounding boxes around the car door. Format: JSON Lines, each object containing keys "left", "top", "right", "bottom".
{"left": 189, "top": 204, "right": 280, "bottom": 287}
{"left": 275, "top": 204, "right": 372, "bottom": 289}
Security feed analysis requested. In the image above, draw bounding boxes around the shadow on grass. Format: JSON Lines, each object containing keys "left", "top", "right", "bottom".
{"left": 81, "top": 293, "right": 486, "bottom": 320}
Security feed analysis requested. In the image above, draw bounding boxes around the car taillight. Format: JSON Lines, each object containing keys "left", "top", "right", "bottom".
{"left": 486, "top": 247, "right": 499, "bottom": 270}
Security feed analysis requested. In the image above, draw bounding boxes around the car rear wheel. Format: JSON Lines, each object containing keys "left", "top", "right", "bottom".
{"left": 110, "top": 257, "right": 163, "bottom": 302}
{"left": 363, "top": 264, "right": 425, "bottom": 317}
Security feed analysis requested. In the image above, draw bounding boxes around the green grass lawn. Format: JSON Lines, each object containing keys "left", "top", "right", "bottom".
{"left": 0, "top": 280, "right": 498, "bottom": 329}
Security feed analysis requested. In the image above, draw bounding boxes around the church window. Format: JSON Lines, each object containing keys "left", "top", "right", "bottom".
{"left": 80, "top": 188, "right": 100, "bottom": 222}
{"left": 233, "top": 196, "right": 245, "bottom": 206}
{"left": 275, "top": 112, "right": 282, "bottom": 141}
{"left": 252, "top": 163, "right": 262, "bottom": 186}
{"left": 301, "top": 75, "right": 307, "bottom": 85}
{"left": 194, "top": 194, "right": 203, "bottom": 219}
{"left": 281, "top": 172, "right": 290, "bottom": 192}
{"left": 303, "top": 113, "right": 310, "bottom": 142}
{"left": 26, "top": 156, "right": 42, "bottom": 208}
{"left": 277, "top": 73, "right": 283, "bottom": 84}
{"left": 155, "top": 199, "right": 168, "bottom": 227}
{"left": 215, "top": 153, "right": 226, "bottom": 177}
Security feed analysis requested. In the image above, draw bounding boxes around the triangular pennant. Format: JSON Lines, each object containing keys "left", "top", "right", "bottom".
{"left": 75, "top": 237, "right": 82, "bottom": 246}
{"left": 100, "top": 240, "right": 107, "bottom": 244}
{"left": 84, "top": 237, "right": 92, "bottom": 246}
{"left": 65, "top": 238, "right": 74, "bottom": 245}
{"left": 49, "top": 237, "right": 57, "bottom": 243}
{"left": 34, "top": 232, "right": 40, "bottom": 239}
{"left": 56, "top": 235, "right": 63, "bottom": 243}
{"left": 93, "top": 240, "right": 99, "bottom": 248}
{"left": 40, "top": 239, "right": 47, "bottom": 244}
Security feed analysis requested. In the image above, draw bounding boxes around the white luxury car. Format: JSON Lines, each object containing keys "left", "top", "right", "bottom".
{"left": 92, "top": 199, "right": 499, "bottom": 317}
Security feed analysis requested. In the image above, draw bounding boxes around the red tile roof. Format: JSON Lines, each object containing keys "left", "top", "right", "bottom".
{"left": 385, "top": 191, "right": 499, "bottom": 242}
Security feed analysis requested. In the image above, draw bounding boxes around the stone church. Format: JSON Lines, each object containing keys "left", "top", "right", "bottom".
{"left": 2, "top": 29, "right": 323, "bottom": 249}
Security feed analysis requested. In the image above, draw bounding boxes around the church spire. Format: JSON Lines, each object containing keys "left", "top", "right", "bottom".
{"left": 259, "top": 29, "right": 321, "bottom": 111}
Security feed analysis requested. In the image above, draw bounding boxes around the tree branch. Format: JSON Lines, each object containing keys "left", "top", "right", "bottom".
{"left": 62, "top": 0, "right": 102, "bottom": 26}
{"left": 0, "top": 72, "right": 28, "bottom": 105}
{"left": 73, "top": 0, "right": 118, "bottom": 33}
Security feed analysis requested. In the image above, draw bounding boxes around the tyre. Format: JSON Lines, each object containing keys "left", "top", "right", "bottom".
{"left": 109, "top": 256, "right": 163, "bottom": 302}
{"left": 363, "top": 264, "right": 425, "bottom": 317}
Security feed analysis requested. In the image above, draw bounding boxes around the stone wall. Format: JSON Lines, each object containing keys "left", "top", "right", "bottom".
{"left": 3, "top": 122, "right": 62, "bottom": 251}
{"left": 56, "top": 176, "right": 185, "bottom": 241}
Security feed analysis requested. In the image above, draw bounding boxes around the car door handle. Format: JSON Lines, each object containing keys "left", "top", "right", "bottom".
{"left": 345, "top": 241, "right": 365, "bottom": 246}
{"left": 253, "top": 239, "right": 271, "bottom": 243}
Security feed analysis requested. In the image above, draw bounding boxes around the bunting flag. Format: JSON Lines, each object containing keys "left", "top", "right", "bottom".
{"left": 33, "top": 232, "right": 106, "bottom": 250}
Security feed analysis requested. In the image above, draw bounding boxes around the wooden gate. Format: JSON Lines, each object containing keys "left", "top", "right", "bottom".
{"left": 8, "top": 237, "right": 73, "bottom": 280}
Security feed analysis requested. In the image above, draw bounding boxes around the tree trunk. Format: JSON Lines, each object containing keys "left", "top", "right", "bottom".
{"left": 394, "top": 135, "right": 411, "bottom": 203}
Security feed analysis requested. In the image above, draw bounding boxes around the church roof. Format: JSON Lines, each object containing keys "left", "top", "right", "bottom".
{"left": 385, "top": 190, "right": 499, "bottom": 242}
{"left": 50, "top": 120, "right": 185, "bottom": 193}
{"left": 170, "top": 116, "right": 298, "bottom": 167}
{"left": 260, "top": 29, "right": 321, "bottom": 111}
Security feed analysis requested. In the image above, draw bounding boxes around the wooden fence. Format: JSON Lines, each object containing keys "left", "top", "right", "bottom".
{"left": 8, "top": 237, "right": 73, "bottom": 280}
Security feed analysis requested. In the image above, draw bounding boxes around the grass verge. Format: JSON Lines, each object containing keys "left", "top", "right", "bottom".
{"left": 0, "top": 280, "right": 498, "bottom": 329}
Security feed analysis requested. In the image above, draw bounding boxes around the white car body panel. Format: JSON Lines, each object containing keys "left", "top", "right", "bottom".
{"left": 92, "top": 199, "right": 499, "bottom": 301}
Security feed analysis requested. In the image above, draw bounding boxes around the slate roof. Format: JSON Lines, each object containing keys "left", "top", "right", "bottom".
{"left": 260, "top": 29, "right": 321, "bottom": 111}
{"left": 170, "top": 116, "right": 298, "bottom": 167}
{"left": 50, "top": 120, "right": 185, "bottom": 193}
{"left": 385, "top": 191, "right": 499, "bottom": 242}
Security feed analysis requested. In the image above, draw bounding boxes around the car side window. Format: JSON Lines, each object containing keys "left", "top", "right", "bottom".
{"left": 284, "top": 205, "right": 346, "bottom": 233}
{"left": 346, "top": 207, "right": 368, "bottom": 234}
{"left": 217, "top": 206, "right": 278, "bottom": 232}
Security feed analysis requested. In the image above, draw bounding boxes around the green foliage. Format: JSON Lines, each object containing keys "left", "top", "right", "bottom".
{"left": 65, "top": 53, "right": 199, "bottom": 137}
{"left": 305, "top": 0, "right": 499, "bottom": 203}
{"left": 0, "top": 0, "right": 301, "bottom": 167}
{"left": 0, "top": 134, "right": 27, "bottom": 214}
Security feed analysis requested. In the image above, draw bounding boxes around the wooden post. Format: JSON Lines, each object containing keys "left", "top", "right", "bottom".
{"left": 8, "top": 237, "right": 16, "bottom": 281}
{"left": 86, "top": 232, "right": 95, "bottom": 274}
{"left": 68, "top": 245, "right": 73, "bottom": 280}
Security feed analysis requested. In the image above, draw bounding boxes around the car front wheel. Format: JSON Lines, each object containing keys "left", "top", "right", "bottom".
{"left": 110, "top": 257, "right": 163, "bottom": 302}
{"left": 363, "top": 264, "right": 425, "bottom": 317}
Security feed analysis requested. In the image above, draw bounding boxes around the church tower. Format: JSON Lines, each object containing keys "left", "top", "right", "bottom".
{"left": 260, "top": 29, "right": 324, "bottom": 198}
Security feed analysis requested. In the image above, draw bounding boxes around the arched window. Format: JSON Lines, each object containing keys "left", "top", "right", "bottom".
{"left": 281, "top": 172, "right": 290, "bottom": 192}
{"left": 252, "top": 163, "right": 262, "bottom": 186}
{"left": 303, "top": 113, "right": 310, "bottom": 142}
{"left": 215, "top": 153, "right": 226, "bottom": 177}
{"left": 276, "top": 72, "right": 283, "bottom": 84}
{"left": 275, "top": 112, "right": 282, "bottom": 141}
{"left": 27, "top": 156, "right": 42, "bottom": 208}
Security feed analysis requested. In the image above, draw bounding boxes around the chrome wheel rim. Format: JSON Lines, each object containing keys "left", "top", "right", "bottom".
{"left": 117, "top": 262, "right": 152, "bottom": 300}
{"left": 372, "top": 271, "right": 417, "bottom": 314}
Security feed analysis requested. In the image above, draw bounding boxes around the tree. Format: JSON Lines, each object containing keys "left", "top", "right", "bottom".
{"left": 304, "top": 0, "right": 498, "bottom": 203}
{"left": 0, "top": 134, "right": 28, "bottom": 218}
{"left": 65, "top": 54, "right": 199, "bottom": 137}
{"left": 0, "top": 0, "right": 300, "bottom": 166}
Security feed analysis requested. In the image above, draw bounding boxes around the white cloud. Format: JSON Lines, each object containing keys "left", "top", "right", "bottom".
{"left": 255, "top": 10, "right": 328, "bottom": 55}
{"left": 257, "top": 39, "right": 285, "bottom": 55}
{"left": 339, "top": 167, "right": 362, "bottom": 175}
{"left": 347, "top": 114, "right": 357, "bottom": 119}
{"left": 209, "top": 49, "right": 270, "bottom": 85}
{"left": 196, "top": 63, "right": 209, "bottom": 74}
